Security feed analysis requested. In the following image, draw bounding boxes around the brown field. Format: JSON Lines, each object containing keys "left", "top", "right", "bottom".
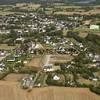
{"left": 26, "top": 56, "right": 43, "bottom": 70}
{"left": 78, "top": 32, "right": 88, "bottom": 38}
{"left": 77, "top": 76, "right": 93, "bottom": 85}
{"left": 54, "top": 5, "right": 100, "bottom": 9}
{"left": 54, "top": 8, "right": 100, "bottom": 15}
{"left": 50, "top": 54, "right": 73, "bottom": 64}
{"left": 0, "top": 44, "right": 20, "bottom": 50}
{"left": 4, "top": 73, "right": 27, "bottom": 82}
{"left": 74, "top": 28, "right": 100, "bottom": 36}
{"left": 0, "top": 81, "right": 99, "bottom": 100}
{"left": 16, "top": 3, "right": 41, "bottom": 10}
{"left": 54, "top": 11, "right": 100, "bottom": 15}
{"left": 54, "top": 6, "right": 82, "bottom": 9}
{"left": 54, "top": 5, "right": 100, "bottom": 15}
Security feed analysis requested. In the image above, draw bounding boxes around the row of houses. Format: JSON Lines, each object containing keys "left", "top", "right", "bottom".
{"left": 0, "top": 12, "right": 85, "bottom": 35}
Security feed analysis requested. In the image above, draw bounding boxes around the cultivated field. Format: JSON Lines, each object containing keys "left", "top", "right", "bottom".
{"left": 44, "top": 54, "right": 73, "bottom": 65}
{"left": 50, "top": 54, "right": 73, "bottom": 64}
{"left": 0, "top": 81, "right": 99, "bottom": 100}
{"left": 16, "top": 3, "right": 41, "bottom": 10}
{"left": 26, "top": 56, "right": 43, "bottom": 70}
{"left": 54, "top": 11, "right": 100, "bottom": 15}
{"left": 74, "top": 28, "right": 100, "bottom": 37}
{"left": 0, "top": 44, "right": 20, "bottom": 50}
{"left": 78, "top": 32, "right": 89, "bottom": 38}
{"left": 0, "top": 3, "right": 41, "bottom": 15}
{"left": 54, "top": 6, "right": 100, "bottom": 15}
{"left": 4, "top": 73, "right": 27, "bottom": 82}
{"left": 77, "top": 76, "right": 93, "bottom": 85}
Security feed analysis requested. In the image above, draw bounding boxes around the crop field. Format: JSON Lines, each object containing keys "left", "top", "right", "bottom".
{"left": 0, "top": 11, "right": 15, "bottom": 15}
{"left": 26, "top": 56, "right": 43, "bottom": 70}
{"left": 78, "top": 32, "right": 89, "bottom": 38}
{"left": 77, "top": 76, "right": 93, "bottom": 85}
{"left": 73, "top": 28, "right": 100, "bottom": 37}
{"left": 0, "top": 81, "right": 26, "bottom": 100}
{"left": 54, "top": 7, "right": 100, "bottom": 15}
{"left": 0, "top": 81, "right": 99, "bottom": 100}
{"left": 49, "top": 54, "right": 73, "bottom": 64}
{"left": 16, "top": 3, "right": 41, "bottom": 10}
{"left": 54, "top": 11, "right": 100, "bottom": 15}
{"left": 0, "top": 3, "right": 41, "bottom": 15}
{"left": 4, "top": 73, "right": 27, "bottom": 82}
{"left": 0, "top": 44, "right": 20, "bottom": 50}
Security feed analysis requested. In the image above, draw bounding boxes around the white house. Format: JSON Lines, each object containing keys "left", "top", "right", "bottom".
{"left": 53, "top": 75, "right": 60, "bottom": 81}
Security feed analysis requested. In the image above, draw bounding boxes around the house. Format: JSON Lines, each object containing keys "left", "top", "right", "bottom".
{"left": 7, "top": 57, "right": 16, "bottom": 62}
{"left": 34, "top": 43, "right": 45, "bottom": 54}
{"left": 16, "top": 37, "right": 25, "bottom": 42}
{"left": 29, "top": 42, "right": 45, "bottom": 54}
{"left": 0, "top": 51, "right": 6, "bottom": 56}
{"left": 53, "top": 75, "right": 60, "bottom": 81}
{"left": 0, "top": 67, "right": 4, "bottom": 72}
{"left": 0, "top": 62, "right": 5, "bottom": 67}
{"left": 44, "top": 58, "right": 54, "bottom": 72}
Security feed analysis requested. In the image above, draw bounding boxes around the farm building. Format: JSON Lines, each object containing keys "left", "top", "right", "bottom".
{"left": 90, "top": 25, "right": 99, "bottom": 30}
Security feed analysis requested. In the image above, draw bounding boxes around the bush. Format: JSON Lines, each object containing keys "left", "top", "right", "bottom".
{"left": 90, "top": 87, "right": 100, "bottom": 95}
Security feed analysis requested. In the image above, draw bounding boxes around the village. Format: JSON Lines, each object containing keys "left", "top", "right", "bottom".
{"left": 0, "top": 4, "right": 99, "bottom": 95}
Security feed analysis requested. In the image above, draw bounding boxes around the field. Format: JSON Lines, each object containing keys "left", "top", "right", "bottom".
{"left": 0, "top": 11, "right": 15, "bottom": 15}
{"left": 0, "top": 80, "right": 99, "bottom": 100}
{"left": 78, "top": 32, "right": 89, "bottom": 38}
{"left": 16, "top": 3, "right": 41, "bottom": 10}
{"left": 0, "top": 44, "right": 20, "bottom": 50}
{"left": 77, "top": 76, "right": 93, "bottom": 85}
{"left": 26, "top": 56, "right": 43, "bottom": 70}
{"left": 54, "top": 10, "right": 100, "bottom": 15}
{"left": 50, "top": 54, "right": 73, "bottom": 64}
{"left": 0, "top": 3, "right": 41, "bottom": 15}
{"left": 4, "top": 73, "right": 27, "bottom": 82}
{"left": 53, "top": 5, "right": 100, "bottom": 15}
{"left": 26, "top": 54, "right": 73, "bottom": 71}
{"left": 50, "top": 55, "right": 73, "bottom": 60}
{"left": 73, "top": 28, "right": 100, "bottom": 37}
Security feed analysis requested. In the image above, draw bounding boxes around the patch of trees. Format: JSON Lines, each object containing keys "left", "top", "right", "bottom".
{"left": 67, "top": 31, "right": 100, "bottom": 54}
{"left": 0, "top": 32, "right": 17, "bottom": 44}
{"left": 90, "top": 86, "right": 100, "bottom": 95}
{"left": 47, "top": 30, "right": 63, "bottom": 37}
{"left": 86, "top": 34, "right": 100, "bottom": 46}
{"left": 85, "top": 34, "right": 100, "bottom": 54}
{"left": 67, "top": 31, "right": 84, "bottom": 43}
{"left": 83, "top": 14, "right": 100, "bottom": 20}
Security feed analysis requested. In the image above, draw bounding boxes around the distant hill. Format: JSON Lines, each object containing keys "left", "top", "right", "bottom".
{"left": 0, "top": 0, "right": 99, "bottom": 5}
